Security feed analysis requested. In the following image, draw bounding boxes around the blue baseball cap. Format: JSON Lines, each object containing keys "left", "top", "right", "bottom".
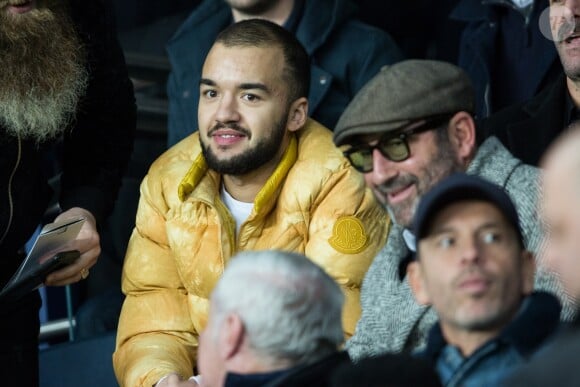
{"left": 413, "top": 173, "right": 524, "bottom": 247}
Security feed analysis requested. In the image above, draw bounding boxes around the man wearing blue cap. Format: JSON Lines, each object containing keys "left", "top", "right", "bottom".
{"left": 408, "top": 173, "right": 561, "bottom": 387}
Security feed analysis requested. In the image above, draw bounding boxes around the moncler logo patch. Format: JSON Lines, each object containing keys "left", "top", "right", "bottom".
{"left": 328, "top": 216, "right": 368, "bottom": 254}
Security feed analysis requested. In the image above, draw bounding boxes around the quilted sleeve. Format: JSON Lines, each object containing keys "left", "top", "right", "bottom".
{"left": 304, "top": 164, "right": 389, "bottom": 337}
{"left": 113, "top": 173, "right": 197, "bottom": 387}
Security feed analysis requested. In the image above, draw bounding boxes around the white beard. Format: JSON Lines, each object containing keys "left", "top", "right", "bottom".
{"left": 0, "top": 79, "right": 88, "bottom": 143}
{"left": 0, "top": 1, "right": 88, "bottom": 143}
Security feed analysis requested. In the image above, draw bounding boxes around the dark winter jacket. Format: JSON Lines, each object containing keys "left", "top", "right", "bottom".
{"left": 451, "top": 0, "right": 560, "bottom": 119}
{"left": 420, "top": 292, "right": 561, "bottom": 387}
{"left": 165, "top": 0, "right": 403, "bottom": 146}
{"left": 479, "top": 73, "right": 567, "bottom": 166}
{"left": 0, "top": 0, "right": 136, "bottom": 283}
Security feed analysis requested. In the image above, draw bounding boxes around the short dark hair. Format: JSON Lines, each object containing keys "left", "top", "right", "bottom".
{"left": 215, "top": 18, "right": 310, "bottom": 103}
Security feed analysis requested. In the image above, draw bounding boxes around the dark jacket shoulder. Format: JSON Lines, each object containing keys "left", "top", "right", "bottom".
{"left": 421, "top": 292, "right": 562, "bottom": 363}
{"left": 263, "top": 351, "right": 350, "bottom": 387}
{"left": 478, "top": 73, "right": 567, "bottom": 166}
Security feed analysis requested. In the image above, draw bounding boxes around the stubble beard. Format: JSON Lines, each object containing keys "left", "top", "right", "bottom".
{"left": 0, "top": 1, "right": 88, "bottom": 143}
{"left": 201, "top": 117, "right": 288, "bottom": 176}
{"left": 384, "top": 135, "right": 463, "bottom": 228}
{"left": 449, "top": 272, "right": 518, "bottom": 334}
{"left": 557, "top": 44, "right": 580, "bottom": 84}
{"left": 555, "top": 18, "right": 580, "bottom": 83}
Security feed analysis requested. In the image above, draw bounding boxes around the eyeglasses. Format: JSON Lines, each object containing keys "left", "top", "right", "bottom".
{"left": 342, "top": 115, "right": 452, "bottom": 173}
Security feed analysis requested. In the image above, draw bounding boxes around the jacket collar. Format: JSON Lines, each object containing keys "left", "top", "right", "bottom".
{"left": 295, "top": 0, "right": 355, "bottom": 54}
{"left": 168, "top": 0, "right": 355, "bottom": 55}
{"left": 224, "top": 352, "right": 349, "bottom": 387}
{"left": 169, "top": 0, "right": 231, "bottom": 44}
{"left": 451, "top": 0, "right": 535, "bottom": 22}
{"left": 520, "top": 72, "right": 567, "bottom": 118}
{"left": 503, "top": 73, "right": 567, "bottom": 165}
{"left": 261, "top": 351, "right": 350, "bottom": 387}
{"left": 283, "top": 0, "right": 304, "bottom": 33}
{"left": 253, "top": 134, "right": 297, "bottom": 215}
{"left": 466, "top": 136, "right": 522, "bottom": 187}
{"left": 451, "top": 0, "right": 496, "bottom": 22}
{"left": 422, "top": 292, "right": 562, "bottom": 362}
{"left": 178, "top": 132, "right": 299, "bottom": 215}
{"left": 225, "top": 369, "right": 290, "bottom": 387}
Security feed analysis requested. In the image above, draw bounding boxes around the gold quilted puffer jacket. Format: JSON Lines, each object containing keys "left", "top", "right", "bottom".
{"left": 113, "top": 119, "right": 389, "bottom": 386}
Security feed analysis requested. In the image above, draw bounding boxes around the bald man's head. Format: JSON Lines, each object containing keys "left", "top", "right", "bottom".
{"left": 541, "top": 124, "right": 580, "bottom": 302}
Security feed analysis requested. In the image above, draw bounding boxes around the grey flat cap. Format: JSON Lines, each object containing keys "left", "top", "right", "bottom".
{"left": 333, "top": 60, "right": 475, "bottom": 145}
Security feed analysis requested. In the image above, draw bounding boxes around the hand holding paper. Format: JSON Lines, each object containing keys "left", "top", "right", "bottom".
{"left": 0, "top": 212, "right": 91, "bottom": 302}
{"left": 44, "top": 207, "right": 101, "bottom": 286}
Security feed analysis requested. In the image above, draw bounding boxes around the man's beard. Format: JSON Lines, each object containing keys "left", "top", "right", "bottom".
{"left": 449, "top": 266, "right": 519, "bottom": 333}
{"left": 201, "top": 118, "right": 287, "bottom": 176}
{"left": 383, "top": 133, "right": 463, "bottom": 228}
{"left": 553, "top": 15, "right": 580, "bottom": 83}
{"left": 0, "top": 0, "right": 88, "bottom": 143}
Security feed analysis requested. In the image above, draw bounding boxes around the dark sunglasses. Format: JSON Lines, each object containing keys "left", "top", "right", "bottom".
{"left": 342, "top": 115, "right": 453, "bottom": 173}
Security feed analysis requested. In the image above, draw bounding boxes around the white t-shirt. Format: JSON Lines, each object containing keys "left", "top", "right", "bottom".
{"left": 402, "top": 229, "right": 417, "bottom": 253}
{"left": 220, "top": 186, "right": 254, "bottom": 235}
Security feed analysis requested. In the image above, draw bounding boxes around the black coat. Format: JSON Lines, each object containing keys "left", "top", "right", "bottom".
{"left": 478, "top": 73, "right": 567, "bottom": 166}
{"left": 451, "top": 0, "right": 561, "bottom": 119}
{"left": 223, "top": 352, "right": 350, "bottom": 387}
{"left": 0, "top": 0, "right": 136, "bottom": 282}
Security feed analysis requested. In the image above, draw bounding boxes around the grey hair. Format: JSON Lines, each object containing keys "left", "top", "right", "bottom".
{"left": 211, "top": 250, "right": 345, "bottom": 367}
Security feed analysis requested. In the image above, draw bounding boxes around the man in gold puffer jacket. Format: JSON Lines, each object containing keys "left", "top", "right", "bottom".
{"left": 113, "top": 19, "right": 388, "bottom": 387}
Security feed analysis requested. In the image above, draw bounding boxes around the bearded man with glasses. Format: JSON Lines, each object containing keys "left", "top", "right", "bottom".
{"left": 333, "top": 60, "right": 573, "bottom": 361}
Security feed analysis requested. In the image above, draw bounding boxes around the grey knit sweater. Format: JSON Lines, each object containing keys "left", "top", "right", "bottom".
{"left": 346, "top": 136, "right": 571, "bottom": 360}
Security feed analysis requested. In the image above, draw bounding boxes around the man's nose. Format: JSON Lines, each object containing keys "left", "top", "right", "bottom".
{"left": 460, "top": 238, "right": 480, "bottom": 265}
{"left": 214, "top": 94, "right": 240, "bottom": 123}
{"left": 367, "top": 148, "right": 399, "bottom": 184}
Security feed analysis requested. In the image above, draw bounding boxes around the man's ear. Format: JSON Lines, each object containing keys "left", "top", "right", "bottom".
{"left": 220, "top": 314, "right": 245, "bottom": 360}
{"left": 521, "top": 250, "right": 536, "bottom": 295}
{"left": 286, "top": 97, "right": 308, "bottom": 133}
{"left": 407, "top": 261, "right": 431, "bottom": 305}
{"left": 447, "top": 111, "right": 476, "bottom": 166}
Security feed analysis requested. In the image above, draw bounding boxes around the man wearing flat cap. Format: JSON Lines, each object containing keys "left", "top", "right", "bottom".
{"left": 333, "top": 59, "right": 571, "bottom": 359}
